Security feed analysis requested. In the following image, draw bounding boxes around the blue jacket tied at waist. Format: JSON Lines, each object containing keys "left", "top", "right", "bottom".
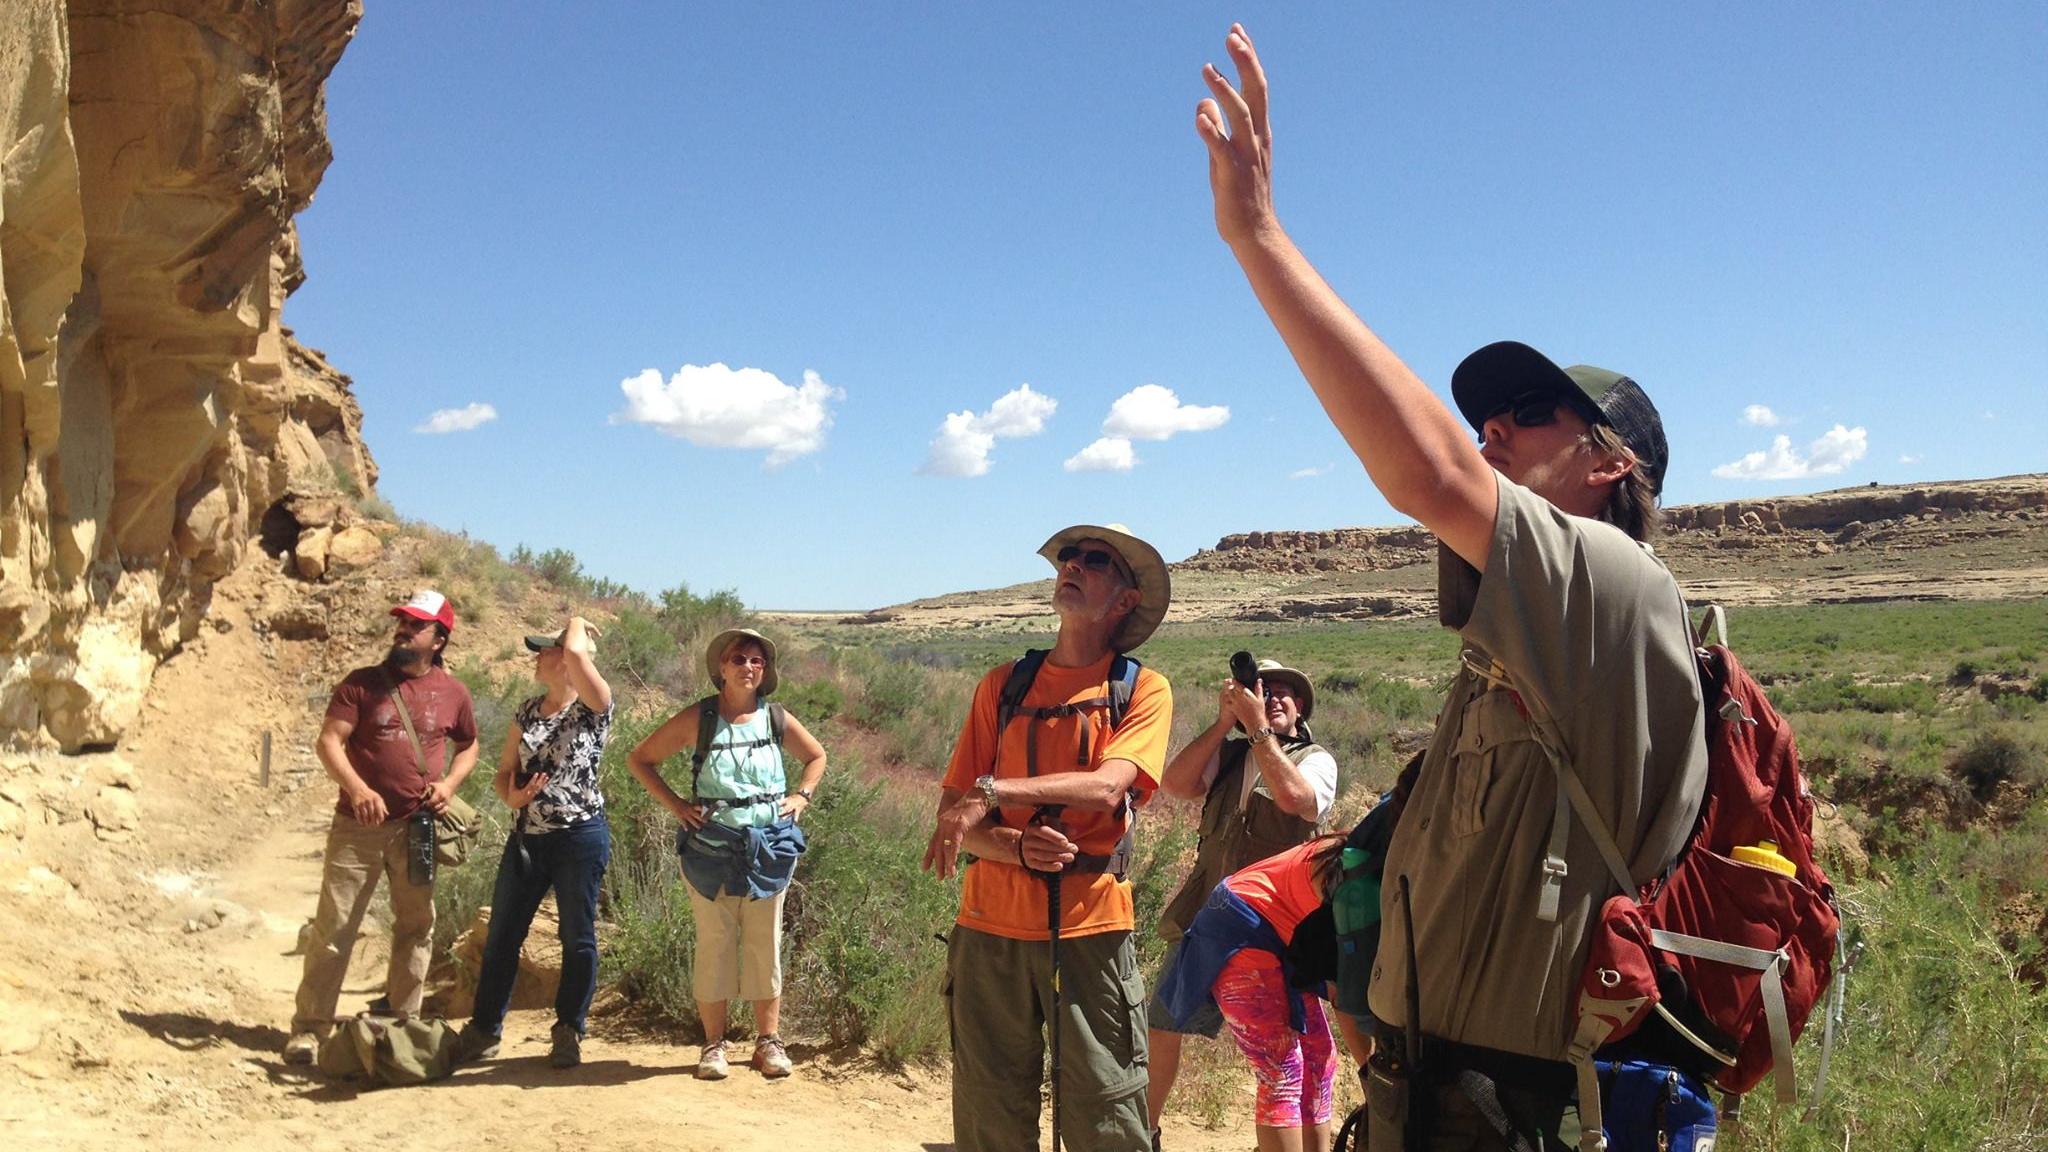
{"left": 1154, "top": 883, "right": 1306, "bottom": 1033}
{"left": 677, "top": 816, "right": 806, "bottom": 900}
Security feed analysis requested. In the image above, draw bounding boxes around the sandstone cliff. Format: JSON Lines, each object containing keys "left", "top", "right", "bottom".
{"left": 0, "top": 0, "right": 370, "bottom": 750}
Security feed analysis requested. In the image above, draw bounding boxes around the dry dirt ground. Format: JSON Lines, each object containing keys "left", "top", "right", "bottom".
{"left": 0, "top": 553, "right": 1263, "bottom": 1151}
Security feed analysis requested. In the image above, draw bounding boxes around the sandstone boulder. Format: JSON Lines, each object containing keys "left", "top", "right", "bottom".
{"left": 326, "top": 525, "right": 383, "bottom": 572}
{"left": 87, "top": 785, "right": 139, "bottom": 836}
{"left": 294, "top": 525, "right": 333, "bottom": 580}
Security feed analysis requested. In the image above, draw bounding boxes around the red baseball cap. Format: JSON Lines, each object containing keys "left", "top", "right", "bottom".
{"left": 390, "top": 589, "right": 456, "bottom": 631}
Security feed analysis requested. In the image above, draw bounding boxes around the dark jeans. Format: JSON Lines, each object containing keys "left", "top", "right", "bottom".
{"left": 470, "top": 818, "right": 611, "bottom": 1038}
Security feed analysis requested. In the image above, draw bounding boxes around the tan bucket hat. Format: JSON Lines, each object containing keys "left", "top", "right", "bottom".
{"left": 705, "top": 627, "right": 779, "bottom": 697}
{"left": 1038, "top": 523, "right": 1171, "bottom": 652}
{"left": 1252, "top": 658, "right": 1314, "bottom": 722}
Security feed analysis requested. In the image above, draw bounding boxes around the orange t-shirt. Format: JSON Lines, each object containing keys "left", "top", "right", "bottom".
{"left": 942, "top": 653, "right": 1171, "bottom": 941}
{"left": 1221, "top": 839, "right": 1330, "bottom": 967}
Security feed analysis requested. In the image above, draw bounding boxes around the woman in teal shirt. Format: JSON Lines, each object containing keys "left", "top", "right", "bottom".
{"left": 626, "top": 628, "right": 827, "bottom": 1082}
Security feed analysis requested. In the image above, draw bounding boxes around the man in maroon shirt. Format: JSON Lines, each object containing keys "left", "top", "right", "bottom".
{"left": 283, "top": 590, "right": 480, "bottom": 1063}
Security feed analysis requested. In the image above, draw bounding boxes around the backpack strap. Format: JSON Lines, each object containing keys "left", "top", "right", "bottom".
{"left": 690, "top": 696, "right": 720, "bottom": 802}
{"left": 996, "top": 649, "right": 1050, "bottom": 735}
{"left": 991, "top": 650, "right": 1145, "bottom": 877}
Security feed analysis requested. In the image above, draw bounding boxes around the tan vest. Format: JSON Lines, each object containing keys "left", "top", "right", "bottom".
{"left": 1157, "top": 737, "right": 1324, "bottom": 941}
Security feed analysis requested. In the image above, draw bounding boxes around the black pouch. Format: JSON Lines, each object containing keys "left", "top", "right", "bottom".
{"left": 509, "top": 819, "right": 533, "bottom": 878}
{"left": 407, "top": 808, "right": 438, "bottom": 885}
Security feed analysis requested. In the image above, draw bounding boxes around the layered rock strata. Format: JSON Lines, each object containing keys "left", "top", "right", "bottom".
{"left": 0, "top": 0, "right": 369, "bottom": 750}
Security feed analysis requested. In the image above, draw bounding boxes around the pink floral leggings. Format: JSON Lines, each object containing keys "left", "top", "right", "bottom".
{"left": 1212, "top": 952, "right": 1337, "bottom": 1129}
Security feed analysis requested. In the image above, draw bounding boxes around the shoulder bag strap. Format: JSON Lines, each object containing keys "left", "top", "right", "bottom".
{"left": 383, "top": 668, "right": 431, "bottom": 783}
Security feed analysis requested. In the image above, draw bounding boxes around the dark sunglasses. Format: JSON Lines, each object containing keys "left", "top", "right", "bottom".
{"left": 1480, "top": 392, "right": 1594, "bottom": 440}
{"left": 1056, "top": 545, "right": 1126, "bottom": 577}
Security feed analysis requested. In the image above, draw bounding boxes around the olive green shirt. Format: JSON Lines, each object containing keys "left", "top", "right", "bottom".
{"left": 1367, "top": 474, "right": 1707, "bottom": 1061}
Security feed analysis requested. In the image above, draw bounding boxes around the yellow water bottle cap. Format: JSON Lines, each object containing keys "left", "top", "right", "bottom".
{"left": 1732, "top": 840, "right": 1797, "bottom": 878}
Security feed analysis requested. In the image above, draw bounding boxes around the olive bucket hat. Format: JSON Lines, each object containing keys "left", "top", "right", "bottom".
{"left": 705, "top": 627, "right": 779, "bottom": 697}
{"left": 1037, "top": 523, "right": 1171, "bottom": 652}
{"left": 1251, "top": 658, "right": 1315, "bottom": 723}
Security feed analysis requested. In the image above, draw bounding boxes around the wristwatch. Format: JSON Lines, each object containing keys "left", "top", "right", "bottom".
{"left": 1250, "top": 726, "right": 1277, "bottom": 744}
{"left": 973, "top": 773, "right": 1000, "bottom": 810}
{"left": 794, "top": 787, "right": 815, "bottom": 801}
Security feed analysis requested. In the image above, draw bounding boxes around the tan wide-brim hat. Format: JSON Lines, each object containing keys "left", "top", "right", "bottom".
{"left": 706, "top": 627, "right": 779, "bottom": 697}
{"left": 1253, "top": 658, "right": 1315, "bottom": 722}
{"left": 1038, "top": 523, "right": 1171, "bottom": 652}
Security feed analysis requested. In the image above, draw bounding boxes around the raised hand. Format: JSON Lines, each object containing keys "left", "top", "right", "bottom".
{"left": 1195, "top": 23, "right": 1275, "bottom": 248}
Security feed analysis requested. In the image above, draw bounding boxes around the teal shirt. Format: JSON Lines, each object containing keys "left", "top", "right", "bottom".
{"left": 698, "top": 707, "right": 787, "bottom": 829}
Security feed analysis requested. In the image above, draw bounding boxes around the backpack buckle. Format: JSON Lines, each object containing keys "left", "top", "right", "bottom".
{"left": 1537, "top": 854, "right": 1568, "bottom": 922}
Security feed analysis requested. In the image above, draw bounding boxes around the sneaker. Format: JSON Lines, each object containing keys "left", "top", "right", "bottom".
{"left": 282, "top": 1031, "right": 319, "bottom": 1066}
{"left": 451, "top": 1023, "right": 501, "bottom": 1065}
{"left": 549, "top": 1022, "right": 582, "bottom": 1069}
{"left": 696, "top": 1040, "right": 729, "bottom": 1080}
{"left": 752, "top": 1035, "right": 792, "bottom": 1079}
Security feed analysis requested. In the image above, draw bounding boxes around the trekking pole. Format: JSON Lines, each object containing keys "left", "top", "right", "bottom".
{"left": 1035, "top": 805, "right": 1066, "bottom": 1152}
{"left": 1399, "top": 874, "right": 1425, "bottom": 1152}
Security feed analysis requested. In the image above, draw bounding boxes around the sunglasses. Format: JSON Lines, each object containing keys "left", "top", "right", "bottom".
{"left": 1479, "top": 392, "right": 1596, "bottom": 442}
{"left": 1056, "top": 545, "right": 1128, "bottom": 579}
{"left": 725, "top": 653, "right": 768, "bottom": 669}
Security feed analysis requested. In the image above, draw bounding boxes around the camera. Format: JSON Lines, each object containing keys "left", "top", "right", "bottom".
{"left": 1230, "top": 650, "right": 1259, "bottom": 690}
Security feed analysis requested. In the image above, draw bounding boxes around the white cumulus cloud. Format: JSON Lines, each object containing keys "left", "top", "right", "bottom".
{"left": 613, "top": 363, "right": 843, "bottom": 468}
{"left": 919, "top": 384, "right": 1057, "bottom": 477}
{"left": 1102, "top": 384, "right": 1230, "bottom": 440}
{"left": 1742, "top": 404, "right": 1781, "bottom": 427}
{"left": 1712, "top": 424, "right": 1869, "bottom": 481}
{"left": 413, "top": 402, "right": 498, "bottom": 435}
{"left": 1064, "top": 436, "right": 1136, "bottom": 473}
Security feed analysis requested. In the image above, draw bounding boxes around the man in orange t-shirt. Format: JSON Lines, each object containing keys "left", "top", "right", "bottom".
{"left": 924, "top": 524, "right": 1175, "bottom": 1152}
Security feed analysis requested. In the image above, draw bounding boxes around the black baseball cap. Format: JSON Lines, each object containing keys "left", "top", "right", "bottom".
{"left": 1450, "top": 341, "right": 1669, "bottom": 497}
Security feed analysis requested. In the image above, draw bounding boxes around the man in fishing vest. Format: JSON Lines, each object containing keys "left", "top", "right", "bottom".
{"left": 1196, "top": 27, "right": 1707, "bottom": 1149}
{"left": 924, "top": 524, "right": 1175, "bottom": 1152}
{"left": 1144, "top": 658, "right": 1340, "bottom": 1138}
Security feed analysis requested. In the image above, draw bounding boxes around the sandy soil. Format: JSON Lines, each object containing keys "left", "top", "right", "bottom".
{"left": 0, "top": 554, "right": 1262, "bottom": 1151}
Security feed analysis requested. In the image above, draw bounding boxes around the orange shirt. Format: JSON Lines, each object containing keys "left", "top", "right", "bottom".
{"left": 1222, "top": 839, "right": 1330, "bottom": 967}
{"left": 942, "top": 653, "right": 1172, "bottom": 941}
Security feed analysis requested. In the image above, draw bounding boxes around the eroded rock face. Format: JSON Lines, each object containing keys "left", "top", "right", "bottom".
{"left": 0, "top": 1, "right": 370, "bottom": 750}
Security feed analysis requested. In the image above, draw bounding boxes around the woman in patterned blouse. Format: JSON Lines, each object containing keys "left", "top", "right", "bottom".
{"left": 454, "top": 615, "right": 614, "bottom": 1070}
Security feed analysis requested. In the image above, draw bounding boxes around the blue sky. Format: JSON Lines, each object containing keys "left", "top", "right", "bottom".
{"left": 287, "top": 4, "right": 2046, "bottom": 610}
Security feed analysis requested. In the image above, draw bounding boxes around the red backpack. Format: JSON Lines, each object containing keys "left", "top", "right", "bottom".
{"left": 1559, "top": 605, "right": 1840, "bottom": 1143}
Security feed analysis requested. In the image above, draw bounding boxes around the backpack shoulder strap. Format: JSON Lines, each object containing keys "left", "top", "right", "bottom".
{"left": 767, "top": 702, "right": 787, "bottom": 750}
{"left": 1106, "top": 653, "right": 1141, "bottom": 730}
{"left": 996, "top": 649, "right": 1049, "bottom": 733}
{"left": 690, "top": 695, "right": 721, "bottom": 800}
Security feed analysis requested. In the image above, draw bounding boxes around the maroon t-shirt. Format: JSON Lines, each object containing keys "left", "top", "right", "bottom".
{"left": 325, "top": 663, "right": 479, "bottom": 822}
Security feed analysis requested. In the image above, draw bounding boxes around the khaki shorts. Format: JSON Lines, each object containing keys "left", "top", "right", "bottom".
{"left": 687, "top": 885, "right": 786, "bottom": 1003}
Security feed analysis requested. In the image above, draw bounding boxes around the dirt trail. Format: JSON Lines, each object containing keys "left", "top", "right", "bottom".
{"left": 0, "top": 555, "right": 1258, "bottom": 1151}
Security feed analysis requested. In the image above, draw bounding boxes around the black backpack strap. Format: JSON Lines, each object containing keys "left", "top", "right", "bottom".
{"left": 996, "top": 649, "right": 1049, "bottom": 736}
{"left": 767, "top": 701, "right": 787, "bottom": 751}
{"left": 690, "top": 696, "right": 719, "bottom": 802}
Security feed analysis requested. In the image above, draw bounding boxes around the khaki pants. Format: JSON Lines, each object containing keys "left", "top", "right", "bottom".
{"left": 945, "top": 926, "right": 1150, "bottom": 1152}
{"left": 291, "top": 813, "right": 436, "bottom": 1034}
{"left": 686, "top": 885, "right": 786, "bottom": 1003}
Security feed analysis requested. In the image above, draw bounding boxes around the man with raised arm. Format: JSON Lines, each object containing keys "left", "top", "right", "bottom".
{"left": 1194, "top": 26, "right": 1706, "bottom": 1150}
{"left": 924, "top": 525, "right": 1174, "bottom": 1152}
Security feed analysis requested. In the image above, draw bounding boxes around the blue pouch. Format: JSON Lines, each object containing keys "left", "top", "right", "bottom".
{"left": 1595, "top": 1059, "right": 1717, "bottom": 1152}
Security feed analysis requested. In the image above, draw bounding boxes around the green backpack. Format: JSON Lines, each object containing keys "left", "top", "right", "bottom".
{"left": 316, "top": 1014, "right": 458, "bottom": 1085}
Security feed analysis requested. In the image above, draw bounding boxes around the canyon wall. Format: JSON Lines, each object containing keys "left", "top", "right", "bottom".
{"left": 0, "top": 0, "right": 370, "bottom": 750}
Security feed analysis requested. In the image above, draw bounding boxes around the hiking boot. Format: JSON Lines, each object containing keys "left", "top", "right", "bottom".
{"left": 549, "top": 1022, "right": 582, "bottom": 1069}
{"left": 282, "top": 1031, "right": 319, "bottom": 1066}
{"left": 752, "top": 1034, "right": 792, "bottom": 1079}
{"left": 451, "top": 1023, "right": 500, "bottom": 1065}
{"left": 695, "top": 1040, "right": 729, "bottom": 1080}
